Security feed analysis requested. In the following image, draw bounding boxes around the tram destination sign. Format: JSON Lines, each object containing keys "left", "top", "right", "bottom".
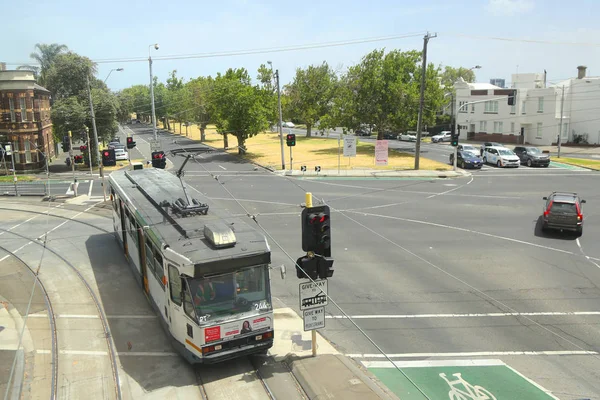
{"left": 299, "top": 279, "right": 328, "bottom": 311}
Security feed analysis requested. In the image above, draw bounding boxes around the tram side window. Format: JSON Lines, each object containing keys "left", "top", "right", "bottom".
{"left": 145, "top": 238, "right": 156, "bottom": 276}
{"left": 168, "top": 264, "right": 182, "bottom": 306}
{"left": 182, "top": 279, "right": 196, "bottom": 321}
{"left": 154, "top": 252, "right": 164, "bottom": 289}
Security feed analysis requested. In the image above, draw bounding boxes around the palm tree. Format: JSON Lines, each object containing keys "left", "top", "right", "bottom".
{"left": 17, "top": 43, "right": 69, "bottom": 87}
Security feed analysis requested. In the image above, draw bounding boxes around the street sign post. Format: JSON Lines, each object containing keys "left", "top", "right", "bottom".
{"left": 343, "top": 137, "right": 357, "bottom": 157}
{"left": 303, "top": 307, "right": 325, "bottom": 331}
{"left": 299, "top": 280, "right": 328, "bottom": 311}
{"left": 375, "top": 140, "right": 388, "bottom": 166}
{"left": 149, "top": 139, "right": 160, "bottom": 152}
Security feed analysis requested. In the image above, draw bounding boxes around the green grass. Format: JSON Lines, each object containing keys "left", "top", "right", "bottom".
{"left": 556, "top": 157, "right": 600, "bottom": 170}
{"left": 0, "top": 175, "right": 37, "bottom": 182}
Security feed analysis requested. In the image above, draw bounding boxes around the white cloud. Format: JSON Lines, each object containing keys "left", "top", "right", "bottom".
{"left": 487, "top": 0, "right": 535, "bottom": 16}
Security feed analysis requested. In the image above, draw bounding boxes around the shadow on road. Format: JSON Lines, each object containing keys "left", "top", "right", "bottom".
{"left": 533, "top": 216, "right": 578, "bottom": 241}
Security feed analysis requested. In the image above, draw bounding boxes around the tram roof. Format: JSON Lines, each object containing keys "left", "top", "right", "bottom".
{"left": 109, "top": 168, "right": 270, "bottom": 274}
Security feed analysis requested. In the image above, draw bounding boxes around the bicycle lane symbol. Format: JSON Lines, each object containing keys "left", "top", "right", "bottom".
{"left": 439, "top": 372, "right": 497, "bottom": 400}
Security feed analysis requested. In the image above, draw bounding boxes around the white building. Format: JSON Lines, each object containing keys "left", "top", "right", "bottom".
{"left": 454, "top": 66, "right": 600, "bottom": 145}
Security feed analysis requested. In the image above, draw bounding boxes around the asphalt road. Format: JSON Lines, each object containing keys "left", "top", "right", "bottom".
{"left": 122, "top": 123, "right": 600, "bottom": 399}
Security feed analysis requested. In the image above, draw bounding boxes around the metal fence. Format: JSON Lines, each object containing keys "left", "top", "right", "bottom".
{"left": 0, "top": 181, "right": 49, "bottom": 196}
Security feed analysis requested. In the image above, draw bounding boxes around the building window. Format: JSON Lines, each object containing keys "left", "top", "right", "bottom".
{"left": 9, "top": 98, "right": 16, "bottom": 122}
{"left": 471, "top": 103, "right": 475, "bottom": 113}
{"left": 493, "top": 122, "right": 503, "bottom": 133}
{"left": 20, "top": 98, "right": 27, "bottom": 121}
{"left": 538, "top": 97, "right": 544, "bottom": 113}
{"left": 484, "top": 101, "right": 498, "bottom": 113}
{"left": 562, "top": 123, "right": 568, "bottom": 139}
{"left": 24, "top": 141, "right": 32, "bottom": 163}
{"left": 510, "top": 103, "right": 516, "bottom": 114}
{"left": 536, "top": 123, "right": 543, "bottom": 139}
{"left": 511, "top": 122, "right": 515, "bottom": 134}
{"left": 459, "top": 101, "right": 468, "bottom": 113}
{"left": 521, "top": 101, "right": 526, "bottom": 115}
{"left": 479, "top": 121, "right": 487, "bottom": 132}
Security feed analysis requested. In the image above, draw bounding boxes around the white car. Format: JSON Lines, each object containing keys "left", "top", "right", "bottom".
{"left": 399, "top": 132, "right": 417, "bottom": 142}
{"left": 114, "top": 148, "right": 129, "bottom": 161}
{"left": 283, "top": 121, "right": 295, "bottom": 128}
{"left": 432, "top": 131, "right": 452, "bottom": 143}
{"left": 482, "top": 146, "right": 520, "bottom": 168}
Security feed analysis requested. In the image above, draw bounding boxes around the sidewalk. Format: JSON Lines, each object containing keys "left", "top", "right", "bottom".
{"left": 269, "top": 307, "right": 399, "bottom": 400}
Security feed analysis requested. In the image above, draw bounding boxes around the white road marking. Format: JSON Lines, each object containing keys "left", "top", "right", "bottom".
{"left": 362, "top": 359, "right": 506, "bottom": 368}
{"left": 347, "top": 350, "right": 599, "bottom": 359}
{"left": 326, "top": 311, "right": 600, "bottom": 319}
{"left": 345, "top": 209, "right": 600, "bottom": 261}
{"left": 218, "top": 165, "right": 227, "bottom": 170}
{"left": 576, "top": 238, "right": 600, "bottom": 269}
{"left": 88, "top": 179, "right": 94, "bottom": 197}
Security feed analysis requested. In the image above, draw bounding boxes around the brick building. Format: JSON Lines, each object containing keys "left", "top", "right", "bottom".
{"left": 0, "top": 67, "right": 54, "bottom": 171}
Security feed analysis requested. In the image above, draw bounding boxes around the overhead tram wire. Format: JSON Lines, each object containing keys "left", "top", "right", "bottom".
{"left": 182, "top": 149, "right": 432, "bottom": 399}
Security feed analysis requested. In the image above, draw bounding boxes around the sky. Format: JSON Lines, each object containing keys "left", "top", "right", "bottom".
{"left": 3, "top": 0, "right": 600, "bottom": 91}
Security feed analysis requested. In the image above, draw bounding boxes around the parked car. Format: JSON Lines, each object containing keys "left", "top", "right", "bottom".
{"left": 482, "top": 146, "right": 520, "bottom": 167}
{"left": 480, "top": 142, "right": 505, "bottom": 156}
{"left": 431, "top": 131, "right": 452, "bottom": 143}
{"left": 355, "top": 127, "right": 371, "bottom": 136}
{"left": 114, "top": 148, "right": 128, "bottom": 161}
{"left": 382, "top": 131, "right": 398, "bottom": 140}
{"left": 541, "top": 192, "right": 586, "bottom": 236}
{"left": 399, "top": 132, "right": 417, "bottom": 142}
{"left": 450, "top": 151, "right": 483, "bottom": 169}
{"left": 514, "top": 146, "right": 550, "bottom": 167}
{"left": 283, "top": 121, "right": 295, "bottom": 128}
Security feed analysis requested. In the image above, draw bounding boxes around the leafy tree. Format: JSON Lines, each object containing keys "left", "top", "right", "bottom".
{"left": 285, "top": 62, "right": 337, "bottom": 137}
{"left": 165, "top": 70, "right": 184, "bottom": 132}
{"left": 440, "top": 66, "right": 476, "bottom": 89}
{"left": 186, "top": 76, "right": 214, "bottom": 141}
{"left": 18, "top": 43, "right": 69, "bottom": 87}
{"left": 118, "top": 85, "right": 150, "bottom": 121}
{"left": 50, "top": 97, "right": 87, "bottom": 144}
{"left": 45, "top": 53, "right": 96, "bottom": 99}
{"left": 256, "top": 64, "right": 278, "bottom": 130}
{"left": 211, "top": 68, "right": 269, "bottom": 154}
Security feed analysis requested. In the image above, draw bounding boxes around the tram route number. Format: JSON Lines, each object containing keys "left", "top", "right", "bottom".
{"left": 303, "top": 307, "right": 325, "bottom": 331}
{"left": 254, "top": 301, "right": 269, "bottom": 311}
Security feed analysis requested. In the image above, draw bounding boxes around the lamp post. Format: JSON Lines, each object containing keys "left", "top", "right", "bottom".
{"left": 104, "top": 68, "right": 124, "bottom": 84}
{"left": 149, "top": 44, "right": 159, "bottom": 141}
{"left": 267, "top": 61, "right": 285, "bottom": 170}
{"left": 86, "top": 74, "right": 102, "bottom": 177}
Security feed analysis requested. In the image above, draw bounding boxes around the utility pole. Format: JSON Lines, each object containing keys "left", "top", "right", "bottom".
{"left": 558, "top": 85, "right": 565, "bottom": 158}
{"left": 86, "top": 75, "right": 103, "bottom": 177}
{"left": 275, "top": 69, "right": 285, "bottom": 170}
{"left": 414, "top": 32, "right": 437, "bottom": 170}
{"left": 68, "top": 131, "right": 77, "bottom": 197}
{"left": 84, "top": 127, "right": 93, "bottom": 176}
{"left": 149, "top": 47, "right": 158, "bottom": 141}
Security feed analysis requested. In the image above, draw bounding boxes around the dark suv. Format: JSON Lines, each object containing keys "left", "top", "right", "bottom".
{"left": 514, "top": 146, "right": 550, "bottom": 167}
{"left": 541, "top": 192, "right": 586, "bottom": 236}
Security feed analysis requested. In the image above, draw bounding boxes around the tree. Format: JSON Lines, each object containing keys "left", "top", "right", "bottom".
{"left": 256, "top": 64, "right": 278, "bottom": 130}
{"left": 118, "top": 85, "right": 150, "bottom": 121}
{"left": 440, "top": 66, "right": 476, "bottom": 89}
{"left": 50, "top": 97, "right": 87, "bottom": 143}
{"left": 186, "top": 76, "right": 214, "bottom": 141}
{"left": 165, "top": 70, "right": 184, "bottom": 132}
{"left": 45, "top": 53, "right": 97, "bottom": 99}
{"left": 211, "top": 68, "right": 269, "bottom": 154}
{"left": 285, "top": 62, "right": 337, "bottom": 137}
{"left": 18, "top": 43, "right": 69, "bottom": 87}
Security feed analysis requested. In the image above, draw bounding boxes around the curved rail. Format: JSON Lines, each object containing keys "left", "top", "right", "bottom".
{"left": 0, "top": 244, "right": 58, "bottom": 400}
{"left": 0, "top": 227, "right": 122, "bottom": 400}
{"left": 0, "top": 206, "right": 111, "bottom": 234}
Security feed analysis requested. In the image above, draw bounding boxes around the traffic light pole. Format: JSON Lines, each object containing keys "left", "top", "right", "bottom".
{"left": 289, "top": 145, "right": 293, "bottom": 173}
{"left": 454, "top": 127, "right": 459, "bottom": 172}
{"left": 68, "top": 131, "right": 77, "bottom": 197}
{"left": 305, "top": 192, "right": 318, "bottom": 357}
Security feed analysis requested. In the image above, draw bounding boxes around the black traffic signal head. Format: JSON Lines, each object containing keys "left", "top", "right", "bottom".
{"left": 126, "top": 136, "right": 136, "bottom": 149}
{"left": 151, "top": 151, "right": 166, "bottom": 169}
{"left": 102, "top": 149, "right": 116, "bottom": 166}
{"left": 507, "top": 89, "right": 517, "bottom": 106}
{"left": 286, "top": 133, "right": 296, "bottom": 147}
{"left": 317, "top": 257, "right": 334, "bottom": 279}
{"left": 301, "top": 205, "right": 331, "bottom": 257}
{"left": 296, "top": 256, "right": 318, "bottom": 280}
{"left": 451, "top": 132, "right": 459, "bottom": 147}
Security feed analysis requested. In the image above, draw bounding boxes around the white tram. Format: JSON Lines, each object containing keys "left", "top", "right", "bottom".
{"left": 108, "top": 168, "right": 274, "bottom": 363}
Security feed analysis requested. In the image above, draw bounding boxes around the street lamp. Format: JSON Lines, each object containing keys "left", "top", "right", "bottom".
{"left": 267, "top": 61, "right": 285, "bottom": 170}
{"left": 149, "top": 44, "right": 159, "bottom": 141}
{"left": 86, "top": 73, "right": 102, "bottom": 177}
{"left": 104, "top": 68, "right": 124, "bottom": 84}
{"left": 470, "top": 65, "right": 482, "bottom": 70}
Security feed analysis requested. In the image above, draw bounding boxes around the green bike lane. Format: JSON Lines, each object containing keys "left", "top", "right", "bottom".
{"left": 364, "top": 359, "right": 559, "bottom": 399}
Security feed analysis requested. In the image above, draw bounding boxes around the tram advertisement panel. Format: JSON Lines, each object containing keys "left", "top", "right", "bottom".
{"left": 204, "top": 315, "right": 272, "bottom": 343}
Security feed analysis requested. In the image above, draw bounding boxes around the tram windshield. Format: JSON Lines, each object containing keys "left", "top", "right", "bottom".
{"left": 187, "top": 265, "right": 271, "bottom": 324}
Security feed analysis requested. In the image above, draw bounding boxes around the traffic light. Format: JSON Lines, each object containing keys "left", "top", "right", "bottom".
{"left": 301, "top": 205, "right": 331, "bottom": 257}
{"left": 451, "top": 132, "right": 459, "bottom": 147}
{"left": 102, "top": 149, "right": 116, "bottom": 166}
{"left": 62, "top": 136, "right": 70, "bottom": 152}
{"left": 286, "top": 133, "right": 296, "bottom": 147}
{"left": 151, "top": 151, "right": 166, "bottom": 169}
{"left": 296, "top": 256, "right": 318, "bottom": 280}
{"left": 126, "top": 136, "right": 136, "bottom": 149}
{"left": 507, "top": 89, "right": 517, "bottom": 106}
{"left": 317, "top": 257, "right": 334, "bottom": 279}
{"left": 74, "top": 155, "right": 84, "bottom": 164}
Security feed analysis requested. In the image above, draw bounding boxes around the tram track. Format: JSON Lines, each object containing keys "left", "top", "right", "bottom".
{"left": 0, "top": 205, "right": 112, "bottom": 234}
{"left": 0, "top": 221, "right": 122, "bottom": 400}
{"left": 0, "top": 244, "right": 58, "bottom": 400}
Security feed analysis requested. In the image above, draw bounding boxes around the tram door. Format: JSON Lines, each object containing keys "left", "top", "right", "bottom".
{"left": 119, "top": 200, "right": 128, "bottom": 255}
